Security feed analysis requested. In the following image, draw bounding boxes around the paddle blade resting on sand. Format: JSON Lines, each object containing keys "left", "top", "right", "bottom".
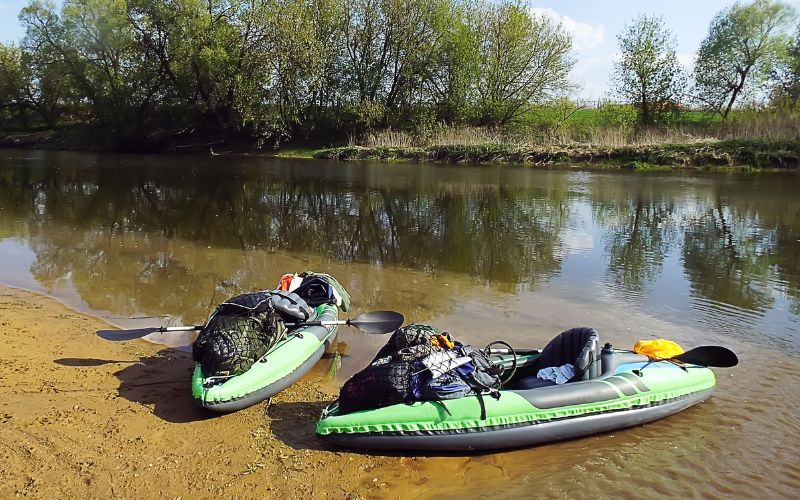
{"left": 671, "top": 346, "right": 738, "bottom": 368}
{"left": 96, "top": 325, "right": 203, "bottom": 341}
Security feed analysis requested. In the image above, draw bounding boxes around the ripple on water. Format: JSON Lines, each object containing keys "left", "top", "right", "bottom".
{"left": 691, "top": 296, "right": 767, "bottom": 330}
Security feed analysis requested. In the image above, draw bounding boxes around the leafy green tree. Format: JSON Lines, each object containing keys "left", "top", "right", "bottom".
{"left": 19, "top": 0, "right": 165, "bottom": 139}
{"left": 426, "top": 0, "right": 480, "bottom": 124}
{"left": 474, "top": 1, "right": 574, "bottom": 125}
{"left": 127, "top": 0, "right": 275, "bottom": 131}
{"left": 261, "top": 0, "right": 347, "bottom": 138}
{"left": 611, "top": 15, "right": 685, "bottom": 125}
{"left": 770, "top": 25, "right": 800, "bottom": 107}
{"left": 4, "top": 0, "right": 580, "bottom": 144}
{"left": 341, "top": 0, "right": 447, "bottom": 128}
{"left": 0, "top": 44, "right": 32, "bottom": 127}
{"left": 694, "top": 0, "right": 796, "bottom": 118}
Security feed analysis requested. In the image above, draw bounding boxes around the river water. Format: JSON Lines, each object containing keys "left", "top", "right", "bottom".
{"left": 1, "top": 149, "right": 798, "bottom": 497}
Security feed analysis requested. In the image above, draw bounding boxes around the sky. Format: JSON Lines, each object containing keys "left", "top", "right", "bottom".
{"left": 2, "top": 0, "right": 799, "bottom": 99}
{"left": 533, "top": 0, "right": 800, "bottom": 99}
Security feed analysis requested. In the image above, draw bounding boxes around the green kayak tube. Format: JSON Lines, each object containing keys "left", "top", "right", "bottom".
{"left": 316, "top": 348, "right": 717, "bottom": 451}
{"left": 193, "top": 303, "right": 338, "bottom": 412}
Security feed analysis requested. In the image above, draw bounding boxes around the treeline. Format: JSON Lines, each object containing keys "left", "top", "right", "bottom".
{"left": 0, "top": 0, "right": 573, "bottom": 148}
{"left": 612, "top": 0, "right": 799, "bottom": 125}
{"left": 0, "top": 0, "right": 799, "bottom": 149}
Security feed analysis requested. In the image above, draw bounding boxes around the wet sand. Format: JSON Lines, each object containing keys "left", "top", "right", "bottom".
{"left": 2, "top": 285, "right": 800, "bottom": 499}
{"left": 0, "top": 286, "right": 411, "bottom": 498}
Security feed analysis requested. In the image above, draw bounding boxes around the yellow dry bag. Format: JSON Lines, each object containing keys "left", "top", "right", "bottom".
{"left": 633, "top": 339, "right": 684, "bottom": 359}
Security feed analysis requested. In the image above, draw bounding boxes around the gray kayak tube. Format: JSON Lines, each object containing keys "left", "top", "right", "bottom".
{"left": 319, "top": 388, "right": 714, "bottom": 452}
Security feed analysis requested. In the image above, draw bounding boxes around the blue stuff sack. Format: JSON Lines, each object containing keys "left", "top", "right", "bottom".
{"left": 423, "top": 371, "right": 472, "bottom": 400}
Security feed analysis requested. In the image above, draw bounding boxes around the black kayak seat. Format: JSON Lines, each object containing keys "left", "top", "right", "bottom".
{"left": 516, "top": 327, "right": 600, "bottom": 389}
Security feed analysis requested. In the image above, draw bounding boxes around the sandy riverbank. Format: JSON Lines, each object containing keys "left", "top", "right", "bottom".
{"left": 0, "top": 286, "right": 414, "bottom": 498}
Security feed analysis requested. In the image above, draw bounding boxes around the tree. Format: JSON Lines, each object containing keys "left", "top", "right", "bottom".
{"left": 770, "top": 25, "right": 800, "bottom": 108}
{"left": 341, "top": 0, "right": 447, "bottom": 128}
{"left": 694, "top": 0, "right": 796, "bottom": 118}
{"left": 426, "top": 0, "right": 481, "bottom": 124}
{"left": 475, "top": 2, "right": 574, "bottom": 125}
{"left": 611, "top": 15, "right": 685, "bottom": 125}
{"left": 127, "top": 0, "right": 276, "bottom": 132}
{"left": 19, "top": 0, "right": 165, "bottom": 138}
{"left": 0, "top": 42, "right": 65, "bottom": 128}
{"left": 0, "top": 44, "right": 31, "bottom": 127}
{"left": 261, "top": 0, "right": 347, "bottom": 136}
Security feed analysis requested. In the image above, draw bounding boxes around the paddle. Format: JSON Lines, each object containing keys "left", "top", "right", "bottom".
{"left": 669, "top": 345, "right": 738, "bottom": 368}
{"left": 96, "top": 310, "right": 404, "bottom": 341}
{"left": 285, "top": 310, "right": 404, "bottom": 334}
{"left": 96, "top": 325, "right": 203, "bottom": 341}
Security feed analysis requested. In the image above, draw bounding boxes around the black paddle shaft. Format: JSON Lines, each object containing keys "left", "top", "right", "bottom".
{"left": 98, "top": 310, "right": 405, "bottom": 341}
{"left": 96, "top": 325, "right": 202, "bottom": 341}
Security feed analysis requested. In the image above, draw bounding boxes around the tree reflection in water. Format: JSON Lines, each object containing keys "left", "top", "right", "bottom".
{"left": 0, "top": 153, "right": 798, "bottom": 333}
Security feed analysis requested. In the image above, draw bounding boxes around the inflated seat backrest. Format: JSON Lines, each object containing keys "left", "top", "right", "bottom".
{"left": 532, "top": 327, "right": 600, "bottom": 380}
{"left": 271, "top": 291, "right": 314, "bottom": 322}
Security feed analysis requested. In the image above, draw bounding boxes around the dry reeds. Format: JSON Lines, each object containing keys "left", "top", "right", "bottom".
{"left": 352, "top": 110, "right": 800, "bottom": 149}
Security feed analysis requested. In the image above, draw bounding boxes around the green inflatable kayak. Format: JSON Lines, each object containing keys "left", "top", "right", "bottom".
{"left": 193, "top": 302, "right": 339, "bottom": 412}
{"left": 317, "top": 328, "right": 736, "bottom": 451}
{"left": 192, "top": 272, "right": 353, "bottom": 412}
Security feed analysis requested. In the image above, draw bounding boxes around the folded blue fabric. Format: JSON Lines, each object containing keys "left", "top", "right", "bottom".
{"left": 536, "top": 363, "right": 575, "bottom": 385}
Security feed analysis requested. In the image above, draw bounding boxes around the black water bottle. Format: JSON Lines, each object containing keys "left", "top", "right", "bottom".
{"left": 601, "top": 342, "right": 614, "bottom": 374}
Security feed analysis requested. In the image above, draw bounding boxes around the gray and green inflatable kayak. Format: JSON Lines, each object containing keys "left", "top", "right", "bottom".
{"left": 317, "top": 329, "right": 730, "bottom": 451}
{"left": 192, "top": 302, "right": 339, "bottom": 412}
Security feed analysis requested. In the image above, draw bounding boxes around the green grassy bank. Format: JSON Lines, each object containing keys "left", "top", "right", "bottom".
{"left": 310, "top": 139, "right": 800, "bottom": 170}
{"left": 3, "top": 126, "right": 798, "bottom": 171}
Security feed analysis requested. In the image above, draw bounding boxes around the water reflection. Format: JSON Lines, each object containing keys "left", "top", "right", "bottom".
{"left": 682, "top": 201, "right": 775, "bottom": 314}
{"left": 0, "top": 150, "right": 798, "bottom": 348}
{"left": 0, "top": 154, "right": 566, "bottom": 286}
{"left": 593, "top": 194, "right": 678, "bottom": 293}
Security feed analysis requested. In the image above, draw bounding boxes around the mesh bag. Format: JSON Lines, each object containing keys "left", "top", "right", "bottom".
{"left": 193, "top": 292, "right": 285, "bottom": 378}
{"left": 337, "top": 324, "right": 438, "bottom": 414}
{"left": 337, "top": 357, "right": 419, "bottom": 414}
{"left": 375, "top": 323, "right": 438, "bottom": 361}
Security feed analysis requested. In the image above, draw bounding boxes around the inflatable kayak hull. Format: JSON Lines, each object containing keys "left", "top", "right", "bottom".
{"left": 316, "top": 350, "right": 716, "bottom": 451}
{"left": 192, "top": 303, "right": 338, "bottom": 412}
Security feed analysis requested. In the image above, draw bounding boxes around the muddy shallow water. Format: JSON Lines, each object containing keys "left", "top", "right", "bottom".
{"left": 1, "top": 149, "right": 798, "bottom": 497}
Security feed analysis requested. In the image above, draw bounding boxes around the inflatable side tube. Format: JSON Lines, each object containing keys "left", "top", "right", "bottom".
{"left": 198, "top": 341, "right": 330, "bottom": 412}
{"left": 320, "top": 387, "right": 713, "bottom": 452}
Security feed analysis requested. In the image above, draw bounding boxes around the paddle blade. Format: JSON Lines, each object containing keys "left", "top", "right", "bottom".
{"left": 96, "top": 327, "right": 161, "bottom": 341}
{"left": 673, "top": 346, "right": 738, "bottom": 368}
{"left": 348, "top": 311, "right": 404, "bottom": 334}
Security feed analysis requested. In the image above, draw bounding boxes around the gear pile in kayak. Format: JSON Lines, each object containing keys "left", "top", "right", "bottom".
{"left": 337, "top": 324, "right": 504, "bottom": 415}
{"left": 193, "top": 292, "right": 286, "bottom": 378}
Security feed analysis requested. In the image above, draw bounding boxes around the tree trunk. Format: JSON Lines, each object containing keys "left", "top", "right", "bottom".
{"left": 723, "top": 67, "right": 750, "bottom": 119}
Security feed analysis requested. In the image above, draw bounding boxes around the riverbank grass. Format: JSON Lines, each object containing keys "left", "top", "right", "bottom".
{"left": 314, "top": 139, "right": 800, "bottom": 170}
